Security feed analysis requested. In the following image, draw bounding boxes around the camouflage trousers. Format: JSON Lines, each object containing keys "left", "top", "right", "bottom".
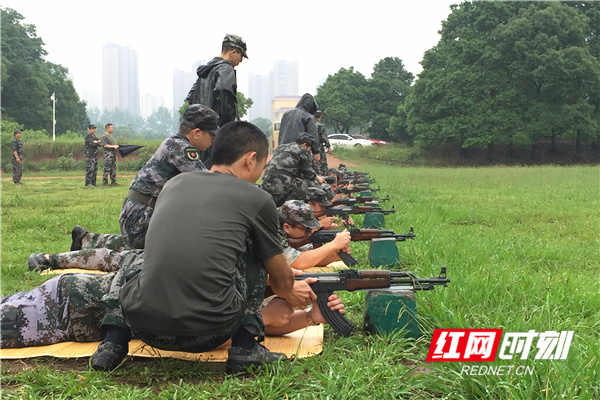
{"left": 109, "top": 243, "right": 267, "bottom": 353}
{"left": 0, "top": 250, "right": 144, "bottom": 348}
{"left": 48, "top": 248, "right": 145, "bottom": 272}
{"left": 318, "top": 147, "right": 329, "bottom": 175}
{"left": 102, "top": 151, "right": 117, "bottom": 185}
{"left": 81, "top": 199, "right": 152, "bottom": 251}
{"left": 12, "top": 158, "right": 22, "bottom": 184}
{"left": 85, "top": 155, "right": 98, "bottom": 186}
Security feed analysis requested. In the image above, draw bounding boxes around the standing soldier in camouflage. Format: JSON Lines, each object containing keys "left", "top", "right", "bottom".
{"left": 260, "top": 133, "right": 324, "bottom": 207}
{"left": 187, "top": 34, "right": 248, "bottom": 168}
{"left": 100, "top": 123, "right": 119, "bottom": 186}
{"left": 314, "top": 110, "right": 331, "bottom": 175}
{"left": 11, "top": 129, "right": 24, "bottom": 184}
{"left": 69, "top": 104, "right": 218, "bottom": 252}
{"left": 84, "top": 124, "right": 102, "bottom": 187}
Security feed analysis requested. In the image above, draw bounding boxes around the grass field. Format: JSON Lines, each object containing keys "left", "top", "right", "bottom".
{"left": 1, "top": 163, "right": 599, "bottom": 399}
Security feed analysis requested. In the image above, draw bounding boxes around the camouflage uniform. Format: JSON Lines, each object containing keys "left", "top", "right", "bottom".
{"left": 45, "top": 248, "right": 144, "bottom": 272}
{"left": 100, "top": 133, "right": 117, "bottom": 185}
{"left": 79, "top": 130, "right": 210, "bottom": 251}
{"left": 316, "top": 120, "right": 330, "bottom": 175}
{"left": 11, "top": 136, "right": 24, "bottom": 184}
{"left": 0, "top": 250, "right": 143, "bottom": 348}
{"left": 260, "top": 142, "right": 319, "bottom": 207}
{"left": 84, "top": 127, "right": 101, "bottom": 186}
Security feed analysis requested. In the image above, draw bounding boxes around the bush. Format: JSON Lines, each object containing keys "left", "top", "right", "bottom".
{"left": 55, "top": 153, "right": 82, "bottom": 171}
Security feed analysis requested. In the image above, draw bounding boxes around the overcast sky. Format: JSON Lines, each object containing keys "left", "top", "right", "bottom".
{"left": 2, "top": 0, "right": 457, "bottom": 110}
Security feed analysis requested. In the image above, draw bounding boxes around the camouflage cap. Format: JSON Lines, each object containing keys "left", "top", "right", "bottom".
{"left": 306, "top": 187, "right": 332, "bottom": 207}
{"left": 296, "top": 132, "right": 319, "bottom": 154}
{"left": 223, "top": 34, "right": 248, "bottom": 59}
{"left": 320, "top": 183, "right": 336, "bottom": 201}
{"left": 280, "top": 200, "right": 321, "bottom": 229}
{"left": 183, "top": 104, "right": 220, "bottom": 135}
{"left": 89, "top": 124, "right": 97, "bottom": 129}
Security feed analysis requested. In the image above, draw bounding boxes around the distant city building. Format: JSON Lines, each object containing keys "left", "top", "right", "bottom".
{"left": 141, "top": 94, "right": 165, "bottom": 118}
{"left": 248, "top": 73, "right": 270, "bottom": 120}
{"left": 173, "top": 68, "right": 195, "bottom": 112}
{"left": 248, "top": 60, "right": 299, "bottom": 122}
{"left": 270, "top": 60, "right": 298, "bottom": 97}
{"left": 103, "top": 43, "right": 140, "bottom": 116}
{"left": 80, "top": 89, "right": 102, "bottom": 110}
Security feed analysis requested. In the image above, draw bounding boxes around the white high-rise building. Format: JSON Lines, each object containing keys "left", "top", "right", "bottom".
{"left": 102, "top": 43, "right": 140, "bottom": 116}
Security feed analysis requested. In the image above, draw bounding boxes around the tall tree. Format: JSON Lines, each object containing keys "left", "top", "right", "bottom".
{"left": 404, "top": 1, "right": 600, "bottom": 159}
{"left": 144, "top": 106, "right": 176, "bottom": 136}
{"left": 315, "top": 67, "right": 369, "bottom": 134}
{"left": 1, "top": 7, "right": 89, "bottom": 134}
{"left": 366, "top": 57, "right": 413, "bottom": 141}
{"left": 237, "top": 92, "right": 253, "bottom": 119}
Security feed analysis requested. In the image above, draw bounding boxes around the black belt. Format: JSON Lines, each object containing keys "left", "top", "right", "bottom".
{"left": 126, "top": 189, "right": 158, "bottom": 208}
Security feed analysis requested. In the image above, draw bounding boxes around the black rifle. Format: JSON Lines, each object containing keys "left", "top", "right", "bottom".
{"left": 288, "top": 227, "right": 415, "bottom": 266}
{"left": 339, "top": 186, "right": 381, "bottom": 194}
{"left": 339, "top": 177, "right": 376, "bottom": 185}
{"left": 297, "top": 266, "right": 450, "bottom": 336}
{"left": 333, "top": 195, "right": 390, "bottom": 206}
{"left": 319, "top": 205, "right": 396, "bottom": 217}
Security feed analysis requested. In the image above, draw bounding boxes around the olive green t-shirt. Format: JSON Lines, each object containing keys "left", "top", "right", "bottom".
{"left": 119, "top": 171, "right": 282, "bottom": 336}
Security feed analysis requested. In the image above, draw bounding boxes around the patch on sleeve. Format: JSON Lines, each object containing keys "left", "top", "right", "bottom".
{"left": 185, "top": 146, "right": 200, "bottom": 161}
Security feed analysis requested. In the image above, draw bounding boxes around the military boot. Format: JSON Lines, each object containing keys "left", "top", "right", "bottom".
{"left": 226, "top": 341, "right": 287, "bottom": 374}
{"left": 71, "top": 225, "right": 89, "bottom": 251}
{"left": 28, "top": 253, "right": 50, "bottom": 271}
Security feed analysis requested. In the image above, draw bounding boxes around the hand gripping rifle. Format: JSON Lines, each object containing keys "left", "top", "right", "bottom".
{"left": 287, "top": 227, "right": 415, "bottom": 267}
{"left": 297, "top": 266, "right": 450, "bottom": 336}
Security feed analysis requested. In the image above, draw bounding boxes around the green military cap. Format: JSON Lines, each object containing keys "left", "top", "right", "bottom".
{"left": 280, "top": 200, "right": 321, "bottom": 229}
{"left": 223, "top": 34, "right": 248, "bottom": 59}
{"left": 306, "top": 187, "right": 332, "bottom": 207}
{"left": 183, "top": 104, "right": 220, "bottom": 136}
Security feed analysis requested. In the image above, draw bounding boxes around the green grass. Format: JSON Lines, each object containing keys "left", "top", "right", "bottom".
{"left": 1, "top": 164, "right": 599, "bottom": 399}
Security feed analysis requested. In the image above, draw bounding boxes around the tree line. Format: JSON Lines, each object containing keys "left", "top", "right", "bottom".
{"left": 316, "top": 2, "right": 600, "bottom": 161}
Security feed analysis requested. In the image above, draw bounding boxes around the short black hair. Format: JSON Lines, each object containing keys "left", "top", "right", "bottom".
{"left": 212, "top": 121, "right": 268, "bottom": 166}
{"left": 105, "top": 123, "right": 113, "bottom": 129}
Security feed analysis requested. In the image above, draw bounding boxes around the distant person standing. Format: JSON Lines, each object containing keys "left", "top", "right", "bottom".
{"left": 11, "top": 129, "right": 24, "bottom": 184}
{"left": 186, "top": 34, "right": 248, "bottom": 168}
{"left": 100, "top": 123, "right": 119, "bottom": 186}
{"left": 314, "top": 110, "right": 330, "bottom": 175}
{"left": 84, "top": 124, "right": 102, "bottom": 187}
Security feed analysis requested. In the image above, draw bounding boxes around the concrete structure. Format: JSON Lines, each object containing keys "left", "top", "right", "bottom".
{"left": 102, "top": 44, "right": 140, "bottom": 116}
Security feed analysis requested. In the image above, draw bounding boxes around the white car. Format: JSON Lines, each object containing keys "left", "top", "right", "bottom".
{"left": 327, "top": 133, "right": 376, "bottom": 149}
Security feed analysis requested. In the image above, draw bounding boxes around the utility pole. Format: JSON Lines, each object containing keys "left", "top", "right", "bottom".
{"left": 50, "top": 92, "right": 56, "bottom": 141}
